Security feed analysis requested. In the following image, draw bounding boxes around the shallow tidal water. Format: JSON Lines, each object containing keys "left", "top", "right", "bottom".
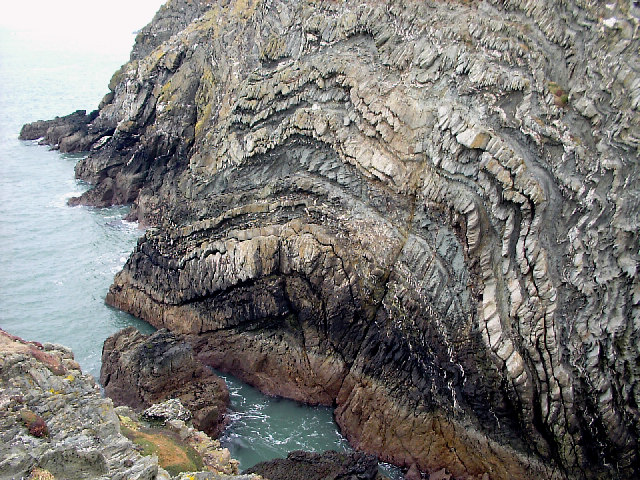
{"left": 0, "top": 11, "right": 401, "bottom": 478}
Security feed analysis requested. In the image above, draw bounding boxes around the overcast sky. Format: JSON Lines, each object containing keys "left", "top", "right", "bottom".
{"left": 0, "top": 0, "right": 166, "bottom": 53}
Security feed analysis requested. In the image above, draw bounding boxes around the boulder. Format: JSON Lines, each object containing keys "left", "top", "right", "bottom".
{"left": 142, "top": 398, "right": 192, "bottom": 423}
{"left": 100, "top": 327, "right": 229, "bottom": 437}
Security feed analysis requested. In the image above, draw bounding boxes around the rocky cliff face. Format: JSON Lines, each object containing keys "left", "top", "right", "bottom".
{"left": 23, "top": 0, "right": 640, "bottom": 478}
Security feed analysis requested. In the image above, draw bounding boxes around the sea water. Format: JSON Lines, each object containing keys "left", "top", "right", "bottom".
{"left": 0, "top": 27, "right": 155, "bottom": 378}
{"left": 0, "top": 12, "right": 401, "bottom": 478}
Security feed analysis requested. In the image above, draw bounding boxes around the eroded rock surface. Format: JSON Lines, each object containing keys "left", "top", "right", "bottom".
{"left": 0, "top": 329, "right": 158, "bottom": 480}
{"left": 101, "top": 327, "right": 230, "bottom": 437}
{"left": 24, "top": 0, "right": 640, "bottom": 478}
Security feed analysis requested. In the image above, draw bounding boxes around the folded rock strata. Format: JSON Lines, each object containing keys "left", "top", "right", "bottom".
{"left": 24, "top": 0, "right": 640, "bottom": 478}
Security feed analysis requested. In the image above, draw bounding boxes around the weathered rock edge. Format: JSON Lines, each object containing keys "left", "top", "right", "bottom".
{"left": 0, "top": 328, "right": 158, "bottom": 479}
{"left": 23, "top": 0, "right": 640, "bottom": 479}
{"left": 100, "top": 327, "right": 230, "bottom": 438}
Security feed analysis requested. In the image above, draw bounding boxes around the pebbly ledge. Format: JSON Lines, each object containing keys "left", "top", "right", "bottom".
{"left": 23, "top": 0, "right": 640, "bottom": 478}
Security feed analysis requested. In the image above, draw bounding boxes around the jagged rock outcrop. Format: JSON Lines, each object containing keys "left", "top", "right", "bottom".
{"left": 0, "top": 329, "right": 158, "bottom": 479}
{"left": 18, "top": 109, "right": 100, "bottom": 152}
{"left": 101, "top": 327, "right": 230, "bottom": 437}
{"left": 0, "top": 328, "right": 258, "bottom": 480}
{"left": 244, "top": 450, "right": 382, "bottom": 480}
{"left": 24, "top": 0, "right": 640, "bottom": 478}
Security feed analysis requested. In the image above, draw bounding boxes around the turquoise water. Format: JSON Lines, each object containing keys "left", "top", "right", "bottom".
{"left": 219, "top": 372, "right": 351, "bottom": 466}
{"left": 0, "top": 13, "right": 403, "bottom": 477}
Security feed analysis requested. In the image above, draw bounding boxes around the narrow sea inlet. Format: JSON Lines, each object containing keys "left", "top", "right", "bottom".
{"left": 0, "top": 14, "right": 401, "bottom": 477}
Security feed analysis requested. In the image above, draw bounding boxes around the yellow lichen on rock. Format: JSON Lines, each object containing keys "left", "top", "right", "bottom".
{"left": 28, "top": 468, "right": 55, "bottom": 480}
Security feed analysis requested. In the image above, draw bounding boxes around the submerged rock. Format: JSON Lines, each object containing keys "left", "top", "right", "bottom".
{"left": 245, "top": 450, "right": 381, "bottom": 480}
{"left": 101, "top": 327, "right": 229, "bottom": 438}
{"left": 24, "top": 0, "right": 640, "bottom": 478}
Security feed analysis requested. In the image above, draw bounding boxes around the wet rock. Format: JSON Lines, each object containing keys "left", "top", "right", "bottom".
{"left": 101, "top": 327, "right": 229, "bottom": 437}
{"left": 244, "top": 450, "right": 381, "bottom": 480}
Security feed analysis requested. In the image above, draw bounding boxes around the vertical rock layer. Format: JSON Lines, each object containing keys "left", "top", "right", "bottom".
{"left": 24, "top": 0, "right": 640, "bottom": 478}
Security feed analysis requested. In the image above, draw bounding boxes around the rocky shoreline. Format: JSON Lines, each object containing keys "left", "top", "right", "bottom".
{"left": 0, "top": 328, "right": 248, "bottom": 480}
{"left": 20, "top": 0, "right": 640, "bottom": 478}
{"left": 0, "top": 328, "right": 390, "bottom": 480}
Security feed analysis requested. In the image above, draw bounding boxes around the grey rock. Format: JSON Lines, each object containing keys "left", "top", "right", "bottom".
{"left": 0, "top": 329, "right": 257, "bottom": 480}
{"left": 0, "top": 329, "right": 158, "bottom": 480}
{"left": 142, "top": 398, "right": 192, "bottom": 423}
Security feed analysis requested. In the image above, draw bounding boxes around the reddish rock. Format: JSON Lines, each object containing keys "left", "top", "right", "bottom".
{"left": 428, "top": 469, "right": 451, "bottom": 480}
{"left": 100, "top": 327, "right": 229, "bottom": 437}
{"left": 404, "top": 464, "right": 421, "bottom": 480}
{"left": 19, "top": 409, "right": 49, "bottom": 438}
